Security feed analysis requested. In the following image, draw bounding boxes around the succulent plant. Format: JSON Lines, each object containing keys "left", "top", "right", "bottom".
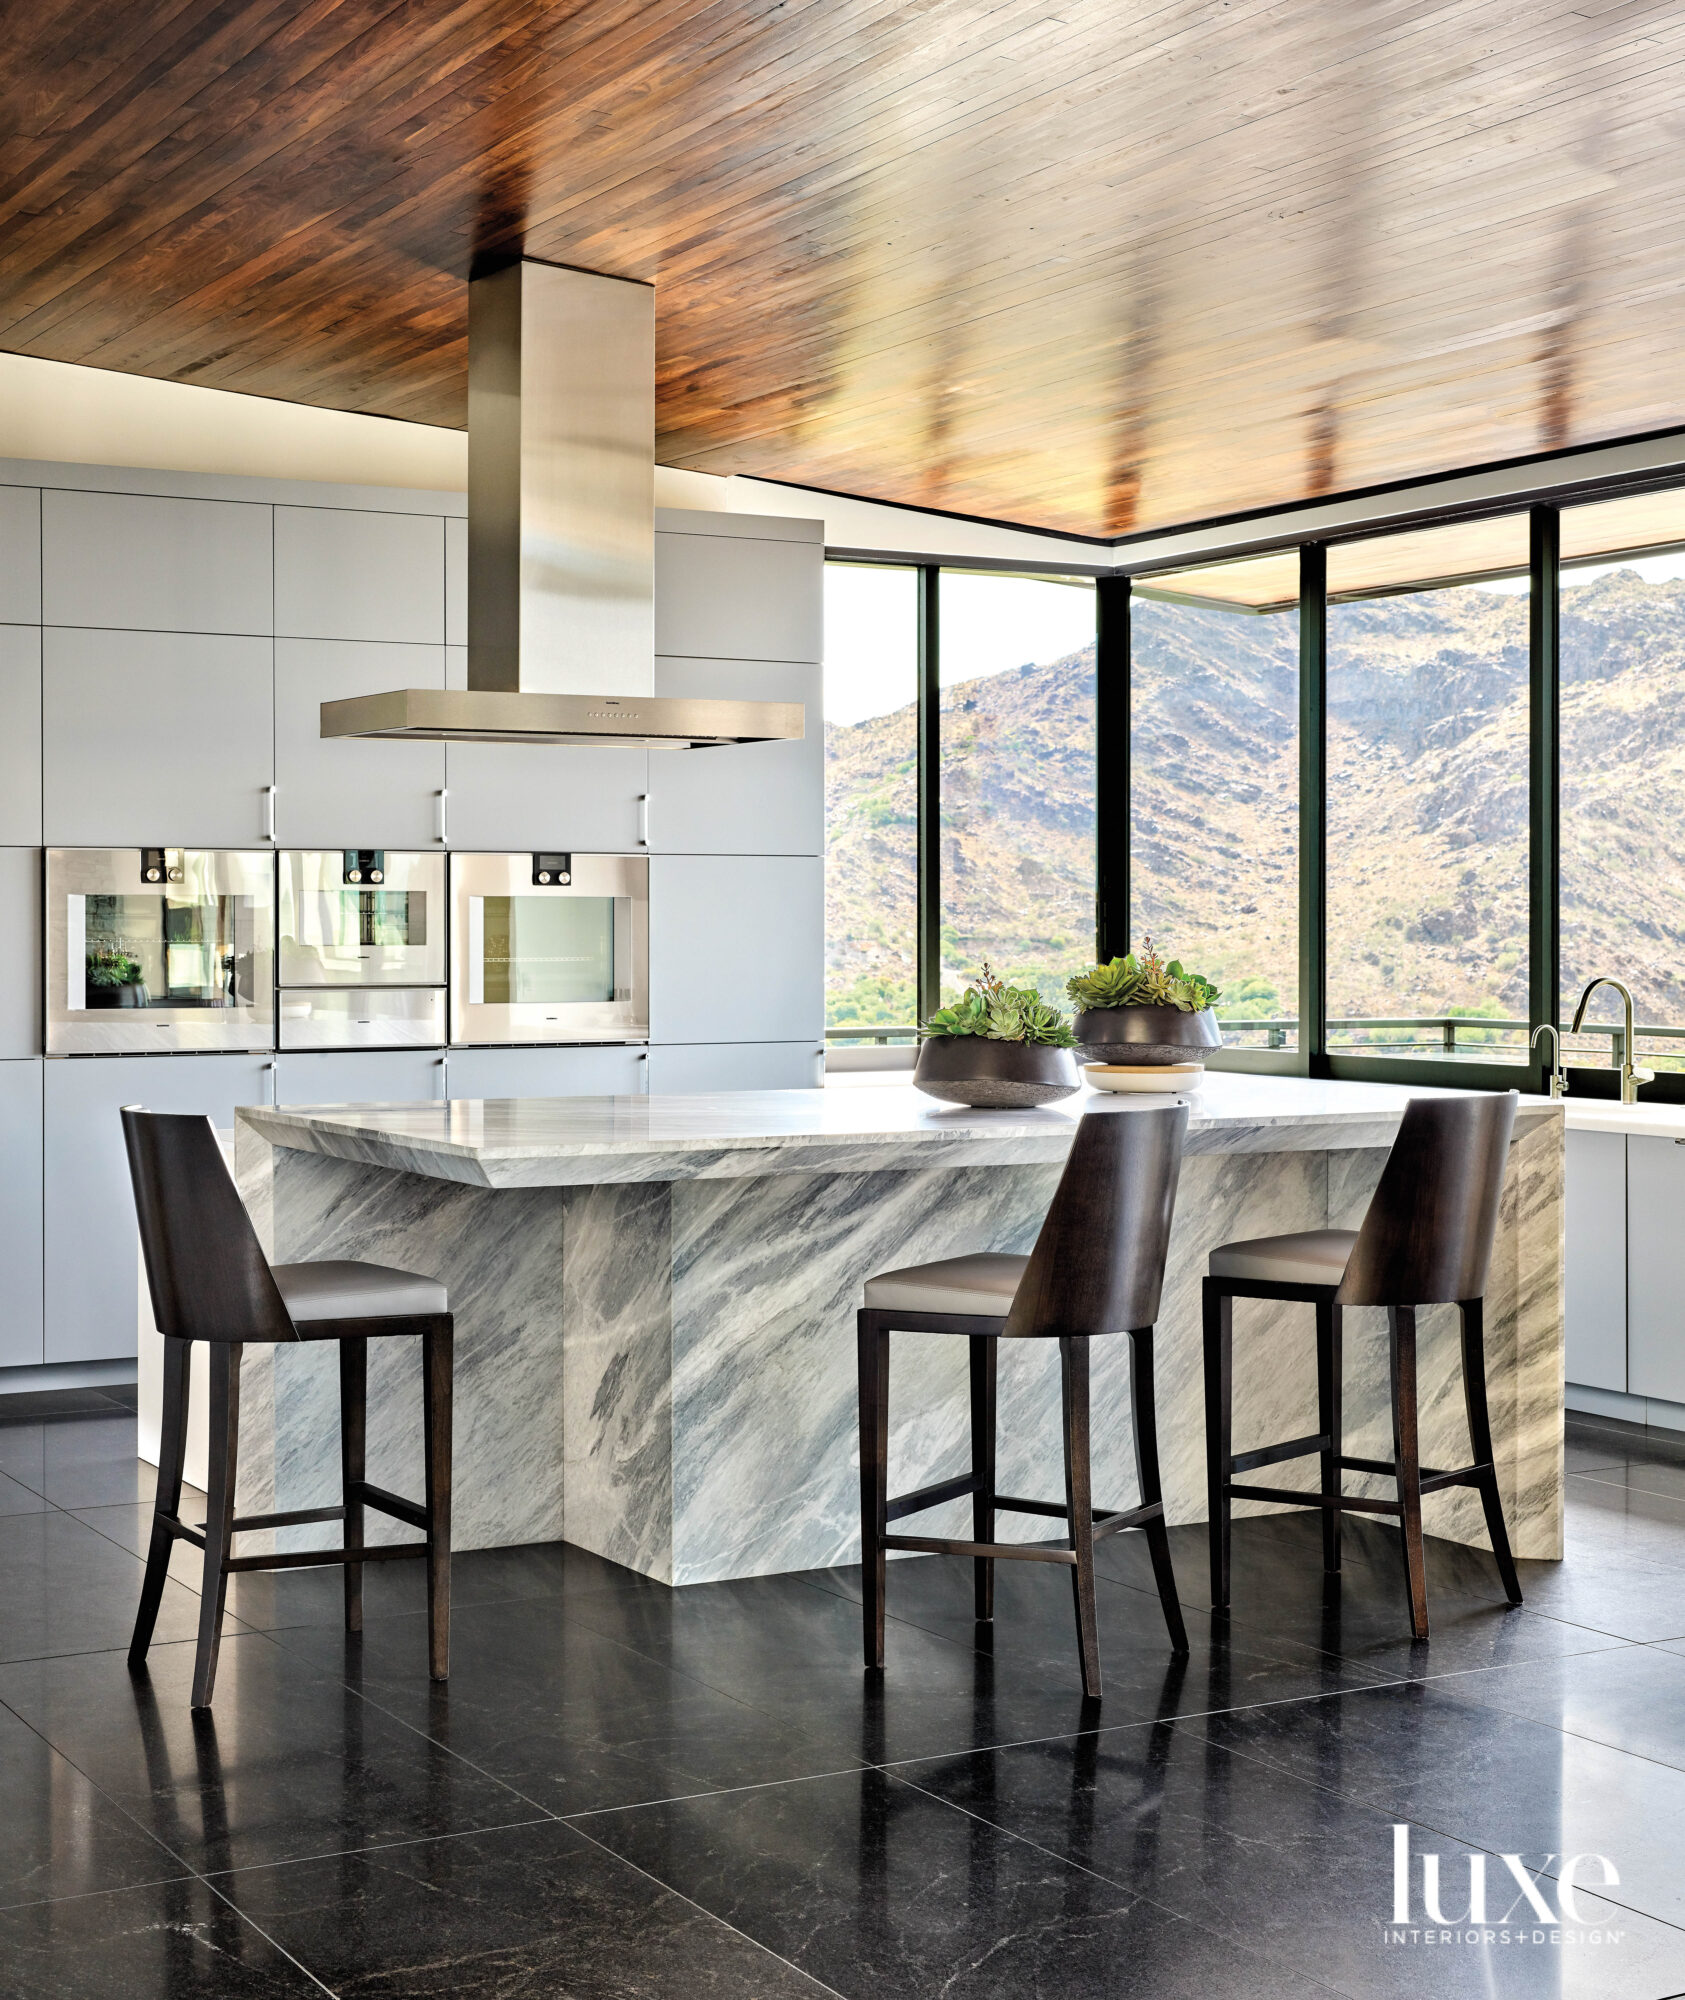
{"left": 85, "top": 946, "right": 143, "bottom": 989}
{"left": 1067, "top": 937, "right": 1221, "bottom": 1014}
{"left": 920, "top": 962, "right": 1078, "bottom": 1047}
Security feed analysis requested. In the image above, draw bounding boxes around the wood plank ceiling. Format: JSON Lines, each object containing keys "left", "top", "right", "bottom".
{"left": 3, "top": 0, "right": 1684, "bottom": 538}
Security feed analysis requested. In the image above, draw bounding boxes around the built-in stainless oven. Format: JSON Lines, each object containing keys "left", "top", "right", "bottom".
{"left": 449, "top": 852, "right": 648, "bottom": 1045}
{"left": 47, "top": 848, "right": 275, "bottom": 1055}
{"left": 278, "top": 849, "right": 447, "bottom": 1049}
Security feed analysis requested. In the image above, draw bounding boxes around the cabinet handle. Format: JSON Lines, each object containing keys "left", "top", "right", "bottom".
{"left": 435, "top": 789, "right": 449, "bottom": 845}
{"left": 436, "top": 1054, "right": 449, "bottom": 1102}
{"left": 262, "top": 786, "right": 277, "bottom": 842}
{"left": 637, "top": 794, "right": 650, "bottom": 848}
{"left": 639, "top": 1050, "right": 649, "bottom": 1095}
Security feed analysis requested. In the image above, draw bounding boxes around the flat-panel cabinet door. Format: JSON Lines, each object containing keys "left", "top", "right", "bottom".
{"left": 274, "top": 507, "right": 444, "bottom": 645}
{"left": 41, "top": 491, "right": 271, "bottom": 637}
{"left": 646, "top": 1042, "right": 823, "bottom": 1093}
{"left": 649, "top": 855, "right": 823, "bottom": 1045}
{"left": 648, "top": 657, "right": 820, "bottom": 856}
{"left": 43, "top": 630, "right": 274, "bottom": 848}
{"left": 654, "top": 523, "right": 822, "bottom": 663}
{"left": 44, "top": 1053, "right": 272, "bottom": 1364}
{"left": 1565, "top": 1128, "right": 1626, "bottom": 1392}
{"left": 0, "top": 1060, "right": 43, "bottom": 1367}
{"left": 275, "top": 1050, "right": 444, "bottom": 1105}
{"left": 1628, "top": 1135, "right": 1685, "bottom": 1402}
{"left": 275, "top": 639, "right": 446, "bottom": 847}
{"left": 0, "top": 848, "right": 41, "bottom": 1059}
{"left": 443, "top": 1044, "right": 646, "bottom": 1099}
{"left": 0, "top": 485, "right": 41, "bottom": 625}
{"left": 0, "top": 624, "right": 42, "bottom": 844}
{"left": 442, "top": 649, "right": 647, "bottom": 851}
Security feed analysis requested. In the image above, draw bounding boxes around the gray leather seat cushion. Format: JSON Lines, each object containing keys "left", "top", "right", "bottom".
{"left": 863, "top": 1252, "right": 1028, "bottom": 1318}
{"left": 273, "top": 1260, "right": 448, "bottom": 1323}
{"left": 1207, "top": 1228, "right": 1358, "bottom": 1287}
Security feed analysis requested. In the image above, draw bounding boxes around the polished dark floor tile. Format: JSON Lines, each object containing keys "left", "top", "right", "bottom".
{"left": 0, "top": 1471, "right": 49, "bottom": 1518}
{"left": 1097, "top": 1512, "right": 1619, "bottom": 1681}
{"left": 217, "top": 1819, "right": 834, "bottom": 1998}
{"left": 0, "top": 1876, "right": 325, "bottom": 1998}
{"left": 0, "top": 1634, "right": 547, "bottom": 1874}
{"left": 0, "top": 1418, "right": 162, "bottom": 1511}
{"left": 1504, "top": 1482, "right": 1685, "bottom": 1643}
{"left": 266, "top": 1592, "right": 868, "bottom": 1813}
{"left": 1425, "top": 1640, "right": 1685, "bottom": 1772}
{"left": 1573, "top": 1458, "right": 1685, "bottom": 1510}
{"left": 892, "top": 1722, "right": 1685, "bottom": 1998}
{"left": 0, "top": 1704, "right": 186, "bottom": 1913}
{"left": 577, "top": 1764, "right": 1344, "bottom": 1999}
{"left": 1204, "top": 1679, "right": 1685, "bottom": 1931}
{"left": 0, "top": 1508, "right": 210, "bottom": 1663}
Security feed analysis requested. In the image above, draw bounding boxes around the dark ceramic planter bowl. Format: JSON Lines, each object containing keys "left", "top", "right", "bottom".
{"left": 1073, "top": 1004, "right": 1222, "bottom": 1067}
{"left": 912, "top": 1036, "right": 1080, "bottom": 1108}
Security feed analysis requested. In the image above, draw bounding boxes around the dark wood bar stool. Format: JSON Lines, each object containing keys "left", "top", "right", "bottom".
{"left": 122, "top": 1108, "right": 454, "bottom": 1707}
{"left": 1202, "top": 1090, "right": 1522, "bottom": 1640}
{"left": 857, "top": 1102, "right": 1188, "bottom": 1700}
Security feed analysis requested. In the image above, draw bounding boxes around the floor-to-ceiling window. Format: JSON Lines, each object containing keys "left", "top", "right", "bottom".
{"left": 1129, "top": 553, "right": 1300, "bottom": 1047}
{"left": 822, "top": 563, "right": 919, "bottom": 1038}
{"left": 936, "top": 571, "right": 1096, "bottom": 1003}
{"left": 1560, "top": 491, "right": 1685, "bottom": 1077}
{"left": 1324, "top": 517, "right": 1532, "bottom": 1064}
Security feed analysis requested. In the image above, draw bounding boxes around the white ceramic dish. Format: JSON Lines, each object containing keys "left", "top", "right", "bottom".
{"left": 1082, "top": 1062, "right": 1205, "bottom": 1095}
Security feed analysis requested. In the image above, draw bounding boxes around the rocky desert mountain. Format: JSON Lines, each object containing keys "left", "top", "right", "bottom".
{"left": 825, "top": 567, "right": 1685, "bottom": 1047}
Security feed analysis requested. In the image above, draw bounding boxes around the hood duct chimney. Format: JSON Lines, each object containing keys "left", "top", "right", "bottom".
{"left": 321, "top": 259, "right": 804, "bottom": 749}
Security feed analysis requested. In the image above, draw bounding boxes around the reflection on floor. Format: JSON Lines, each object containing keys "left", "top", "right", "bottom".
{"left": 0, "top": 1389, "right": 1681, "bottom": 1996}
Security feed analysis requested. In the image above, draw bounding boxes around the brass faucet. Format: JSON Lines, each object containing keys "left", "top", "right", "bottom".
{"left": 1529, "top": 1023, "right": 1568, "bottom": 1099}
{"left": 1569, "top": 977, "right": 1656, "bottom": 1105}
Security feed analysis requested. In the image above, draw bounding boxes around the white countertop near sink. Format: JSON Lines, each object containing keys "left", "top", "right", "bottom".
{"left": 1564, "top": 1098, "right": 1685, "bottom": 1140}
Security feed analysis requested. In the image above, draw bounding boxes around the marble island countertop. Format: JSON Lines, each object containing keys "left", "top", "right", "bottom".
{"left": 1564, "top": 1097, "right": 1685, "bottom": 1140}
{"left": 238, "top": 1072, "right": 1560, "bottom": 1190}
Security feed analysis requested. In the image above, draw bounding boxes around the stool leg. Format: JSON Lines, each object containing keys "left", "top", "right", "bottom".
{"left": 1317, "top": 1301, "right": 1343, "bottom": 1575}
{"left": 969, "top": 1335, "right": 997, "bottom": 1623}
{"left": 1459, "top": 1298, "right": 1522, "bottom": 1605}
{"left": 1388, "top": 1307, "right": 1430, "bottom": 1641}
{"left": 1060, "top": 1335, "right": 1101, "bottom": 1700}
{"left": 1130, "top": 1327, "right": 1189, "bottom": 1656}
{"left": 192, "top": 1343, "right": 242, "bottom": 1709}
{"left": 340, "top": 1336, "right": 367, "bottom": 1636}
{"left": 424, "top": 1318, "right": 453, "bottom": 1680}
{"left": 130, "top": 1336, "right": 190, "bottom": 1670}
{"left": 858, "top": 1312, "right": 890, "bottom": 1670}
{"left": 1203, "top": 1280, "right": 1233, "bottom": 1609}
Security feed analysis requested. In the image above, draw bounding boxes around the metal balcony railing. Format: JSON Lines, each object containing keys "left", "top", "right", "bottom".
{"left": 825, "top": 1016, "right": 1685, "bottom": 1063}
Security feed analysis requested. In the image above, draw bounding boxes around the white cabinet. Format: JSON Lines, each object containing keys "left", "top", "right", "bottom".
{"left": 274, "top": 506, "right": 444, "bottom": 645}
{"left": 0, "top": 486, "right": 41, "bottom": 624}
{"left": 0, "top": 624, "right": 41, "bottom": 845}
{"left": 0, "top": 849, "right": 41, "bottom": 1059}
{"left": 275, "top": 1050, "right": 444, "bottom": 1106}
{"left": 41, "top": 490, "right": 271, "bottom": 636}
{"left": 445, "top": 516, "right": 467, "bottom": 646}
{"left": 648, "top": 657, "right": 820, "bottom": 856}
{"left": 649, "top": 855, "right": 823, "bottom": 1045}
{"left": 43, "top": 1052, "right": 272, "bottom": 1364}
{"left": 275, "top": 638, "right": 447, "bottom": 847}
{"left": 654, "top": 515, "right": 822, "bottom": 663}
{"left": 0, "top": 1060, "right": 43, "bottom": 1367}
{"left": 1565, "top": 1127, "right": 1627, "bottom": 1392}
{"left": 1628, "top": 1135, "right": 1685, "bottom": 1403}
{"left": 442, "top": 650, "right": 646, "bottom": 851}
{"left": 43, "top": 629, "right": 274, "bottom": 848}
{"left": 443, "top": 1044, "right": 647, "bottom": 1098}
{"left": 646, "top": 1042, "right": 823, "bottom": 1093}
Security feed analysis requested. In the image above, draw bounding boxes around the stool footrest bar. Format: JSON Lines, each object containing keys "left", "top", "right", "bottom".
{"left": 882, "top": 1532, "right": 1077, "bottom": 1565}
{"left": 1230, "top": 1433, "right": 1328, "bottom": 1475}
{"left": 884, "top": 1471, "right": 981, "bottom": 1524}
{"left": 1227, "top": 1481, "right": 1400, "bottom": 1516}
{"left": 349, "top": 1480, "right": 430, "bottom": 1531}
{"left": 227, "top": 1541, "right": 429, "bottom": 1573}
{"left": 1418, "top": 1463, "right": 1486, "bottom": 1494}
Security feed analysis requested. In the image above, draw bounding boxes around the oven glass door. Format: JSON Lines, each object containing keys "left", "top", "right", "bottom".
{"left": 48, "top": 849, "right": 275, "bottom": 1054}
{"left": 279, "top": 851, "right": 445, "bottom": 988}
{"left": 450, "top": 852, "right": 648, "bottom": 1045}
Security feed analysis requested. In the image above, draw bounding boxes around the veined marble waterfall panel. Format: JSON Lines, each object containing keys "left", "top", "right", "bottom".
{"left": 238, "top": 1118, "right": 1562, "bottom": 1583}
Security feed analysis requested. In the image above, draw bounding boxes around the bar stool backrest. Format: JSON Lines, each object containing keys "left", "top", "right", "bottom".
{"left": 1336, "top": 1091, "right": 1519, "bottom": 1308}
{"left": 1003, "top": 1102, "right": 1187, "bottom": 1339}
{"left": 123, "top": 1109, "right": 297, "bottom": 1344}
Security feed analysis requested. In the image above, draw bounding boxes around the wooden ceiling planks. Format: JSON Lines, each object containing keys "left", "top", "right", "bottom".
{"left": 3, "top": 0, "right": 1685, "bottom": 534}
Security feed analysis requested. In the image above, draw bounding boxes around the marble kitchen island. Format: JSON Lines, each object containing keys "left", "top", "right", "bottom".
{"left": 232, "top": 1076, "right": 1565, "bottom": 1585}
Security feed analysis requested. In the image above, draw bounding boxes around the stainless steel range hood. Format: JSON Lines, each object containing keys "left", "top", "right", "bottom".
{"left": 321, "top": 260, "right": 804, "bottom": 750}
